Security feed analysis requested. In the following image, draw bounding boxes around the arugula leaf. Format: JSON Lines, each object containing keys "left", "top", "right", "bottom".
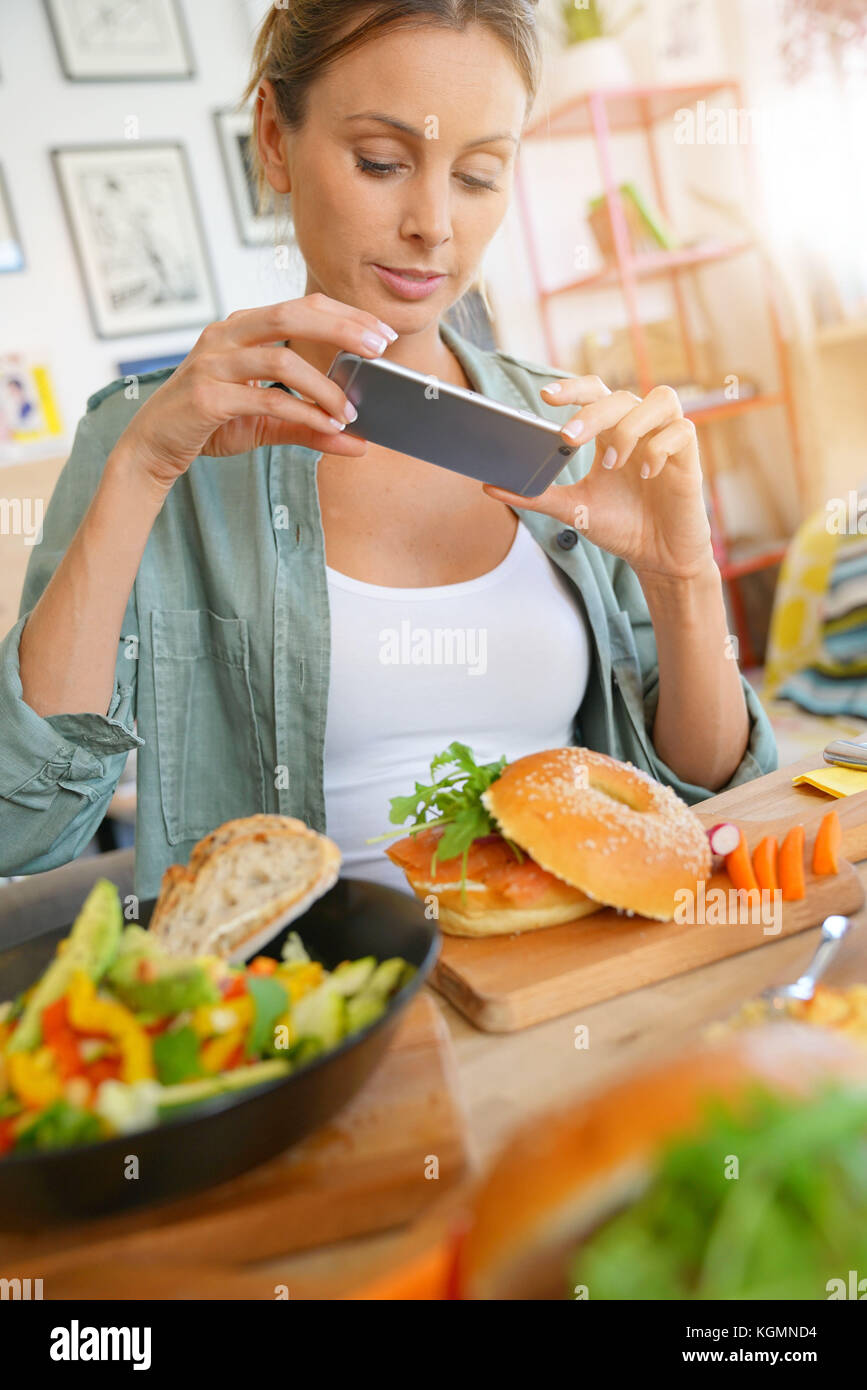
{"left": 368, "top": 742, "right": 521, "bottom": 899}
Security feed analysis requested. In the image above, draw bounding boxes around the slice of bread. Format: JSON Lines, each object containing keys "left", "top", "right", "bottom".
{"left": 149, "top": 816, "right": 342, "bottom": 961}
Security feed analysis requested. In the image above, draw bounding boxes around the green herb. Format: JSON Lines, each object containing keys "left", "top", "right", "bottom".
{"left": 15, "top": 1100, "right": 103, "bottom": 1152}
{"left": 567, "top": 1084, "right": 867, "bottom": 1300}
{"left": 246, "top": 975, "right": 289, "bottom": 1059}
{"left": 152, "top": 1025, "right": 203, "bottom": 1086}
{"left": 367, "top": 741, "right": 520, "bottom": 899}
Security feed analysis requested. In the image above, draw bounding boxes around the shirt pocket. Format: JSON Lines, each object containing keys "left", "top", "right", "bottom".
{"left": 151, "top": 608, "right": 266, "bottom": 846}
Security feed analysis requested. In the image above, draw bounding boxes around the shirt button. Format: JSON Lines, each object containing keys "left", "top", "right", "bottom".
{"left": 556, "top": 528, "right": 578, "bottom": 550}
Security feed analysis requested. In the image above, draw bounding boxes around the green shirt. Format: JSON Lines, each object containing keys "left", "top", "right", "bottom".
{"left": 0, "top": 320, "right": 777, "bottom": 902}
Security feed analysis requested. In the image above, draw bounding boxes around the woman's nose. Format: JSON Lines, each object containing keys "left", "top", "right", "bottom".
{"left": 400, "top": 175, "right": 453, "bottom": 247}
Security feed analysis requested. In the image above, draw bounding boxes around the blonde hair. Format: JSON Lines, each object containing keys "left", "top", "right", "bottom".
{"left": 241, "top": 0, "right": 543, "bottom": 335}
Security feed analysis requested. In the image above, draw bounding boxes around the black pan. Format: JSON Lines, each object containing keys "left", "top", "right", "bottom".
{"left": 0, "top": 878, "right": 439, "bottom": 1230}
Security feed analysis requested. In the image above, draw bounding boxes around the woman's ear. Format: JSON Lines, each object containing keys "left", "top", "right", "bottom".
{"left": 255, "top": 79, "right": 292, "bottom": 196}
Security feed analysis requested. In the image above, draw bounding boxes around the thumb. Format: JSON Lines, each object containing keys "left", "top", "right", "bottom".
{"left": 482, "top": 481, "right": 581, "bottom": 528}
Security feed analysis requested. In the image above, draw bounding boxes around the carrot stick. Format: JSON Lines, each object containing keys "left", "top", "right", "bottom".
{"left": 724, "top": 828, "right": 760, "bottom": 893}
{"left": 752, "top": 835, "right": 779, "bottom": 893}
{"left": 812, "top": 810, "right": 842, "bottom": 876}
{"left": 346, "top": 1240, "right": 455, "bottom": 1300}
{"left": 779, "top": 825, "right": 806, "bottom": 900}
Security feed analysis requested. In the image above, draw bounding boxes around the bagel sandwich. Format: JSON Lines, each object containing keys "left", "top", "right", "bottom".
{"left": 378, "top": 742, "right": 711, "bottom": 937}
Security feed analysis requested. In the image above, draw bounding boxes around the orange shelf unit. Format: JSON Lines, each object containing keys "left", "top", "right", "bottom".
{"left": 515, "top": 79, "right": 805, "bottom": 669}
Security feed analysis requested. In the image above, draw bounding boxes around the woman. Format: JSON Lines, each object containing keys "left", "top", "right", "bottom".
{"left": 0, "top": 0, "right": 776, "bottom": 903}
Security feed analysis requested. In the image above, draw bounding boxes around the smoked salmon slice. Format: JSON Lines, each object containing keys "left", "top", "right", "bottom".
{"left": 386, "top": 827, "right": 570, "bottom": 905}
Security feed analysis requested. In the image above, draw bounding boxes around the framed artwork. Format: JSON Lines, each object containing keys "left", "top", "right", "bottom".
{"left": 214, "top": 106, "right": 279, "bottom": 247}
{"left": 52, "top": 143, "right": 220, "bottom": 338}
{"left": 117, "top": 351, "right": 188, "bottom": 377}
{"left": 43, "top": 0, "right": 194, "bottom": 81}
{"left": 0, "top": 168, "right": 25, "bottom": 273}
{"left": 641, "top": 0, "right": 726, "bottom": 83}
{"left": 0, "top": 355, "right": 64, "bottom": 459}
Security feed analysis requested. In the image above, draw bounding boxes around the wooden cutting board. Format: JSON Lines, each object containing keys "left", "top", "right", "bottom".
{"left": 0, "top": 993, "right": 470, "bottom": 1293}
{"left": 431, "top": 790, "right": 867, "bottom": 1033}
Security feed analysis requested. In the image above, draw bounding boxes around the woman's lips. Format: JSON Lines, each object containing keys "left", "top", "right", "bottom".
{"left": 372, "top": 263, "right": 447, "bottom": 300}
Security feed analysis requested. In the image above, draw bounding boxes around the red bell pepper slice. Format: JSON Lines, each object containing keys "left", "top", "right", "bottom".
{"left": 87, "top": 1056, "right": 123, "bottom": 1086}
{"left": 221, "top": 973, "right": 247, "bottom": 1001}
{"left": 41, "top": 995, "right": 86, "bottom": 1080}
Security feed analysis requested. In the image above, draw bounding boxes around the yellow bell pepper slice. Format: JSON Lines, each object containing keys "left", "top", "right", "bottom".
{"left": 200, "top": 1027, "right": 245, "bottom": 1074}
{"left": 277, "top": 962, "right": 324, "bottom": 1003}
{"left": 192, "top": 993, "right": 254, "bottom": 1041}
{"left": 272, "top": 1012, "right": 296, "bottom": 1053}
{"left": 67, "top": 971, "right": 155, "bottom": 1084}
{"left": 7, "top": 1047, "right": 63, "bottom": 1107}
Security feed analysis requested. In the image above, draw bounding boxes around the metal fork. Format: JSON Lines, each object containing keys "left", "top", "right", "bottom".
{"left": 760, "top": 914, "right": 852, "bottom": 1012}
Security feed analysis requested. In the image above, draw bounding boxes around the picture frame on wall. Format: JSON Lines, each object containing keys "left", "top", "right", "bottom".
{"left": 0, "top": 354, "right": 64, "bottom": 462}
{"left": 43, "top": 0, "right": 194, "bottom": 81}
{"left": 214, "top": 106, "right": 280, "bottom": 247}
{"left": 52, "top": 143, "right": 220, "bottom": 338}
{"left": 0, "top": 167, "right": 25, "bottom": 273}
{"left": 117, "top": 351, "right": 189, "bottom": 377}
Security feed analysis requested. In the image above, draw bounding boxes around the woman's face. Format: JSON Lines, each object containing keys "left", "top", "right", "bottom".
{"left": 258, "top": 20, "right": 528, "bottom": 330}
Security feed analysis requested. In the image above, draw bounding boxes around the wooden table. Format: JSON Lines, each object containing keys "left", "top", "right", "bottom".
{"left": 27, "top": 749, "right": 867, "bottom": 1299}
{"left": 252, "top": 749, "right": 867, "bottom": 1297}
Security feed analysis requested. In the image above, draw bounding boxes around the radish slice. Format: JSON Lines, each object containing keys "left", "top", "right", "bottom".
{"left": 708, "top": 822, "right": 741, "bottom": 857}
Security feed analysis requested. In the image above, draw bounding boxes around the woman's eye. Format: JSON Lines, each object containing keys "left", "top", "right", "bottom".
{"left": 356, "top": 156, "right": 401, "bottom": 177}
{"left": 355, "top": 156, "right": 497, "bottom": 192}
{"left": 459, "top": 173, "right": 498, "bottom": 192}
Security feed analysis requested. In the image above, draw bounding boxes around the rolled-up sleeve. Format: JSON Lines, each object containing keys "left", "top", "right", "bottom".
{"left": 0, "top": 406, "right": 143, "bottom": 876}
{"left": 611, "top": 555, "right": 779, "bottom": 803}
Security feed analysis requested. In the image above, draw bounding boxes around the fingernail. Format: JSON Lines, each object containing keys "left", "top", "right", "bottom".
{"left": 377, "top": 322, "right": 399, "bottom": 342}
{"left": 640, "top": 462, "right": 651, "bottom": 479}
{"left": 562, "top": 419, "right": 584, "bottom": 442}
{"left": 602, "top": 446, "right": 618, "bottom": 469}
{"left": 361, "top": 330, "right": 389, "bottom": 353}
{"left": 328, "top": 417, "right": 347, "bottom": 431}
{"left": 343, "top": 401, "right": 358, "bottom": 423}
{"left": 544, "top": 382, "right": 562, "bottom": 395}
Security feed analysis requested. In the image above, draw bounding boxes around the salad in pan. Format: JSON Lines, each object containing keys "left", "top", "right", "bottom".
{"left": 0, "top": 879, "right": 414, "bottom": 1156}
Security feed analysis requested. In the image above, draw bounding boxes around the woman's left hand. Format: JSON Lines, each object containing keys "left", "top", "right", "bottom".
{"left": 483, "top": 376, "right": 714, "bottom": 583}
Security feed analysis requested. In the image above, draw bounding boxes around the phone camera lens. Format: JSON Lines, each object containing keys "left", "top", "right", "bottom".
{"left": 559, "top": 445, "right": 574, "bottom": 456}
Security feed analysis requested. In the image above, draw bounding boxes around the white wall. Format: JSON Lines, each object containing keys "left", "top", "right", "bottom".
{"left": 0, "top": 0, "right": 297, "bottom": 437}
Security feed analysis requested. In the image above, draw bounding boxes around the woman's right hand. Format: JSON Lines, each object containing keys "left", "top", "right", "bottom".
{"left": 115, "top": 293, "right": 398, "bottom": 492}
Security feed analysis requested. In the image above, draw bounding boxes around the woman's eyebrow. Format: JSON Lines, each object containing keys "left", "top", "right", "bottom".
{"left": 341, "top": 111, "right": 518, "bottom": 148}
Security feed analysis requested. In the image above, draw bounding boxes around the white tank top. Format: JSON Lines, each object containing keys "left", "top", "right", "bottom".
{"left": 322, "top": 520, "right": 592, "bottom": 893}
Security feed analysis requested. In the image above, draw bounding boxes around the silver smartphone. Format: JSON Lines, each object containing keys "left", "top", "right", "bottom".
{"left": 325, "top": 350, "right": 579, "bottom": 497}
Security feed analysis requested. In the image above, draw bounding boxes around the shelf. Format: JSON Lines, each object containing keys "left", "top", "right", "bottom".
{"left": 516, "top": 74, "right": 803, "bottom": 670}
{"left": 684, "top": 391, "right": 784, "bottom": 425}
{"left": 544, "top": 239, "right": 754, "bottom": 297}
{"left": 718, "top": 543, "right": 788, "bottom": 581}
{"left": 525, "top": 79, "right": 738, "bottom": 141}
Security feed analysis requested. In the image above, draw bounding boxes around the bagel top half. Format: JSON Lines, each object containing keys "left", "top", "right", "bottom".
{"left": 481, "top": 746, "right": 711, "bottom": 921}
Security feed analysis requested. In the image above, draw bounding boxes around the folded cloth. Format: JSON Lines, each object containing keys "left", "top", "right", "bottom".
{"left": 791, "top": 766, "right": 867, "bottom": 797}
{"left": 763, "top": 485, "right": 867, "bottom": 718}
